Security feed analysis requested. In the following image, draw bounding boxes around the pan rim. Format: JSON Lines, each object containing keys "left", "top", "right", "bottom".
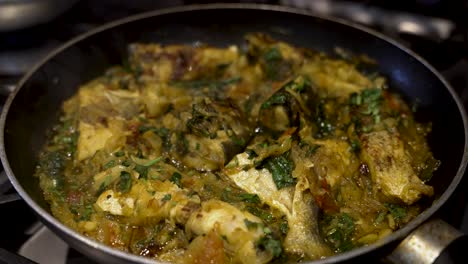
{"left": 1, "top": 3, "right": 467, "bottom": 264}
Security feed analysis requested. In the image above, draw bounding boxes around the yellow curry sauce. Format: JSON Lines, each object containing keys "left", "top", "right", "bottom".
{"left": 34, "top": 33, "right": 439, "bottom": 263}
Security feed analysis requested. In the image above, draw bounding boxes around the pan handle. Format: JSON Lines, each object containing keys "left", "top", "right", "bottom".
{"left": 383, "top": 218, "right": 467, "bottom": 264}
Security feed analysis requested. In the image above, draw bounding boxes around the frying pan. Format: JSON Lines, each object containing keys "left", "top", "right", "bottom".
{"left": 1, "top": 4, "right": 467, "bottom": 264}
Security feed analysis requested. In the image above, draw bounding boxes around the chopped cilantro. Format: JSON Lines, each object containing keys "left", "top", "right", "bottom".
{"left": 283, "top": 75, "right": 310, "bottom": 93}
{"left": 140, "top": 157, "right": 162, "bottom": 167}
{"left": 161, "top": 194, "right": 172, "bottom": 202}
{"left": 244, "top": 219, "right": 260, "bottom": 230}
{"left": 103, "top": 160, "right": 116, "bottom": 170}
{"left": 264, "top": 47, "right": 282, "bottom": 61}
{"left": 240, "top": 193, "right": 261, "bottom": 203}
{"left": 170, "top": 172, "right": 182, "bottom": 188}
{"left": 374, "top": 211, "right": 387, "bottom": 224}
{"left": 118, "top": 171, "right": 132, "bottom": 193}
{"left": 261, "top": 92, "right": 290, "bottom": 109}
{"left": 256, "top": 235, "right": 283, "bottom": 258}
{"left": 121, "top": 160, "right": 132, "bottom": 167}
{"left": 349, "top": 88, "right": 383, "bottom": 124}
{"left": 134, "top": 165, "right": 148, "bottom": 179}
{"left": 246, "top": 149, "right": 258, "bottom": 159}
{"left": 138, "top": 125, "right": 170, "bottom": 138}
{"left": 263, "top": 47, "right": 289, "bottom": 81}
{"left": 247, "top": 206, "right": 274, "bottom": 223}
{"left": 322, "top": 213, "right": 355, "bottom": 252}
{"left": 385, "top": 203, "right": 407, "bottom": 221}
{"left": 350, "top": 140, "right": 361, "bottom": 152}
{"left": 221, "top": 187, "right": 234, "bottom": 202}
{"left": 114, "top": 151, "right": 125, "bottom": 157}
{"left": 280, "top": 220, "right": 289, "bottom": 235}
{"left": 78, "top": 205, "right": 94, "bottom": 221}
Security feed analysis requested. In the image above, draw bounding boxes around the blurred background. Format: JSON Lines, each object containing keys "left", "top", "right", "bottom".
{"left": 0, "top": 1, "right": 467, "bottom": 263}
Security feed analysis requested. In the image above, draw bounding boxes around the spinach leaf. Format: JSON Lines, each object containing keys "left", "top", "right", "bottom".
{"left": 261, "top": 92, "right": 290, "bottom": 109}
{"left": 161, "top": 194, "right": 172, "bottom": 202}
{"left": 262, "top": 152, "right": 295, "bottom": 189}
{"left": 170, "top": 172, "right": 182, "bottom": 188}
{"left": 78, "top": 205, "right": 94, "bottom": 221}
{"left": 138, "top": 125, "right": 169, "bottom": 138}
{"left": 263, "top": 47, "right": 290, "bottom": 81}
{"left": 385, "top": 203, "right": 407, "bottom": 221}
{"left": 118, "top": 171, "right": 132, "bottom": 193}
{"left": 350, "top": 140, "right": 361, "bottom": 153}
{"left": 114, "top": 151, "right": 125, "bottom": 157}
{"left": 121, "top": 160, "right": 132, "bottom": 167}
{"left": 322, "top": 213, "right": 355, "bottom": 252}
{"left": 264, "top": 47, "right": 282, "bottom": 61}
{"left": 283, "top": 75, "right": 310, "bottom": 93}
{"left": 256, "top": 235, "right": 283, "bottom": 258}
{"left": 246, "top": 206, "right": 274, "bottom": 223}
{"left": 133, "top": 157, "right": 162, "bottom": 180}
{"left": 103, "top": 160, "right": 116, "bottom": 170}
{"left": 280, "top": 220, "right": 289, "bottom": 235}
{"left": 240, "top": 193, "right": 261, "bottom": 204}
{"left": 246, "top": 149, "right": 258, "bottom": 159}
{"left": 244, "top": 219, "right": 261, "bottom": 230}
{"left": 134, "top": 165, "right": 148, "bottom": 180}
{"left": 349, "top": 88, "right": 383, "bottom": 124}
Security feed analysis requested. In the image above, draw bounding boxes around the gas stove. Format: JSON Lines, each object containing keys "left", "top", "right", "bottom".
{"left": 0, "top": 1, "right": 467, "bottom": 264}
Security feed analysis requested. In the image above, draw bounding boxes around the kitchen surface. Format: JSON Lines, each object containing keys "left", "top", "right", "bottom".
{"left": 0, "top": 1, "right": 467, "bottom": 263}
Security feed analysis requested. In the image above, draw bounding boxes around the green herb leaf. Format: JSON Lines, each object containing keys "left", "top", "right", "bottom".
{"left": 138, "top": 126, "right": 170, "bottom": 138}
{"left": 385, "top": 203, "right": 407, "bottom": 221}
{"left": 79, "top": 205, "right": 94, "bottom": 221}
{"left": 240, "top": 193, "right": 261, "bottom": 203}
{"left": 121, "top": 160, "right": 132, "bottom": 167}
{"left": 350, "top": 140, "right": 361, "bottom": 152}
{"left": 280, "top": 220, "right": 289, "bottom": 235}
{"left": 244, "top": 219, "right": 260, "bottom": 230}
{"left": 262, "top": 152, "right": 295, "bottom": 189}
{"left": 264, "top": 47, "right": 282, "bottom": 61}
{"left": 247, "top": 206, "right": 274, "bottom": 223}
{"left": 283, "top": 75, "right": 310, "bottom": 93}
{"left": 299, "top": 141, "right": 321, "bottom": 157}
{"left": 97, "top": 174, "right": 113, "bottom": 195}
{"left": 103, "top": 160, "right": 116, "bottom": 170}
{"left": 322, "top": 213, "right": 355, "bottom": 252}
{"left": 140, "top": 157, "right": 162, "bottom": 167}
{"left": 114, "top": 151, "right": 125, "bottom": 157}
{"left": 374, "top": 211, "right": 387, "bottom": 224}
{"left": 170, "top": 172, "right": 182, "bottom": 188}
{"left": 261, "top": 92, "right": 290, "bottom": 109}
{"left": 349, "top": 88, "right": 383, "bottom": 125}
{"left": 246, "top": 149, "right": 258, "bottom": 159}
{"left": 134, "top": 165, "right": 148, "bottom": 180}
{"left": 118, "top": 171, "right": 132, "bottom": 193}
{"left": 256, "top": 236, "right": 283, "bottom": 258}
{"left": 162, "top": 194, "right": 172, "bottom": 202}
